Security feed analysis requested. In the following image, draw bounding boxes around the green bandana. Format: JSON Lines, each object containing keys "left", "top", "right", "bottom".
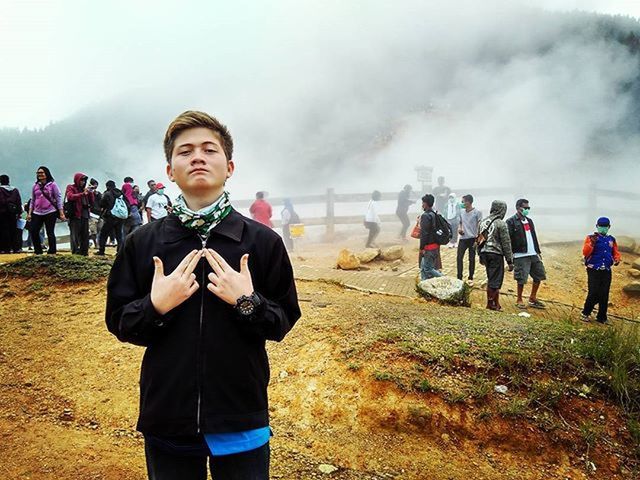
{"left": 173, "top": 191, "right": 232, "bottom": 237}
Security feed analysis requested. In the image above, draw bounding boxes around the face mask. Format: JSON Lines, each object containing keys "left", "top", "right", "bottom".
{"left": 597, "top": 226, "right": 609, "bottom": 235}
{"left": 157, "top": 189, "right": 165, "bottom": 195}
{"left": 521, "top": 208, "right": 530, "bottom": 217}
{"left": 459, "top": 202, "right": 465, "bottom": 208}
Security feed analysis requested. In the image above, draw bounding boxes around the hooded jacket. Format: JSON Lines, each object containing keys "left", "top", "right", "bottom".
{"left": 65, "top": 173, "right": 95, "bottom": 219}
{"left": 0, "top": 185, "right": 22, "bottom": 215}
{"left": 105, "top": 209, "right": 301, "bottom": 436}
{"left": 478, "top": 200, "right": 513, "bottom": 263}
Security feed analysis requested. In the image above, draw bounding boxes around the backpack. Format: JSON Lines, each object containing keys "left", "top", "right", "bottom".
{"left": 431, "top": 211, "right": 452, "bottom": 245}
{"left": 0, "top": 188, "right": 20, "bottom": 215}
{"left": 63, "top": 192, "right": 76, "bottom": 220}
{"left": 111, "top": 195, "right": 129, "bottom": 219}
{"left": 476, "top": 217, "right": 498, "bottom": 251}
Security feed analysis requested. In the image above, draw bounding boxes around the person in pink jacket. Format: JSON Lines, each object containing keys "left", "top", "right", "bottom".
{"left": 27, "top": 166, "right": 64, "bottom": 254}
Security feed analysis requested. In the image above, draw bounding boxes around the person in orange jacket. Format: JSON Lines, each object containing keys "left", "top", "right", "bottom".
{"left": 581, "top": 217, "right": 621, "bottom": 324}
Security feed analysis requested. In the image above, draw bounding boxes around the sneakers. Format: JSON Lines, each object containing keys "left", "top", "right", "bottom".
{"left": 466, "top": 279, "right": 474, "bottom": 287}
{"left": 528, "top": 299, "right": 546, "bottom": 309}
{"left": 580, "top": 313, "right": 592, "bottom": 323}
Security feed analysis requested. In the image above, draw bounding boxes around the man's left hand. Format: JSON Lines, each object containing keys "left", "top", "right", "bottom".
{"left": 204, "top": 249, "right": 254, "bottom": 305}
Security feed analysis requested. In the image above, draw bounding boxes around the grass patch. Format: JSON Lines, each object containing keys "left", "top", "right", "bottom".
{"left": 498, "top": 398, "right": 530, "bottom": 418}
{"left": 0, "top": 255, "right": 113, "bottom": 283}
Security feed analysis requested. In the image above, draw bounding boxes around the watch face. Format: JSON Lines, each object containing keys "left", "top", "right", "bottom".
{"left": 238, "top": 299, "right": 256, "bottom": 316}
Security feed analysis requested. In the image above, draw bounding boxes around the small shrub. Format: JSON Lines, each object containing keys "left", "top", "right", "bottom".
{"left": 469, "top": 374, "right": 493, "bottom": 400}
{"left": 498, "top": 398, "right": 530, "bottom": 418}
{"left": 414, "top": 378, "right": 437, "bottom": 393}
{"left": 529, "top": 381, "right": 563, "bottom": 410}
{"left": 373, "top": 370, "right": 393, "bottom": 381}
{"left": 579, "top": 420, "right": 603, "bottom": 450}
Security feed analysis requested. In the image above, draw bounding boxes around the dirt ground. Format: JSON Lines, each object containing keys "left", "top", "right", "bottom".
{"left": 0, "top": 237, "right": 639, "bottom": 479}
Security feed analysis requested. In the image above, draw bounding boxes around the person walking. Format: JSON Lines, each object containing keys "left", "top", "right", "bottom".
{"left": 396, "top": 184, "right": 415, "bottom": 241}
{"left": 457, "top": 194, "right": 482, "bottom": 286}
{"left": 97, "top": 180, "right": 129, "bottom": 255}
{"left": 28, "top": 166, "right": 64, "bottom": 255}
{"left": 106, "top": 110, "right": 300, "bottom": 480}
{"left": 506, "top": 199, "right": 547, "bottom": 309}
{"left": 249, "top": 191, "right": 273, "bottom": 228}
{"left": 364, "top": 190, "right": 382, "bottom": 248}
{"left": 281, "top": 199, "right": 300, "bottom": 252}
{"left": 478, "top": 200, "right": 514, "bottom": 310}
{"left": 581, "top": 217, "right": 621, "bottom": 324}
{"left": 445, "top": 193, "right": 461, "bottom": 248}
{"left": 0, "top": 174, "right": 22, "bottom": 253}
{"left": 65, "top": 172, "right": 95, "bottom": 256}
{"left": 419, "top": 193, "right": 443, "bottom": 280}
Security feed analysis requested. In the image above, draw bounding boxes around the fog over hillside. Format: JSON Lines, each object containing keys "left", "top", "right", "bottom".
{"left": 1, "top": 1, "right": 639, "bottom": 218}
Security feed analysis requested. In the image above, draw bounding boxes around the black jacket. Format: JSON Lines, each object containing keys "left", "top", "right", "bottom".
{"left": 105, "top": 209, "right": 301, "bottom": 436}
{"left": 506, "top": 214, "right": 541, "bottom": 255}
{"left": 101, "top": 188, "right": 129, "bottom": 219}
{"left": 419, "top": 209, "right": 436, "bottom": 250}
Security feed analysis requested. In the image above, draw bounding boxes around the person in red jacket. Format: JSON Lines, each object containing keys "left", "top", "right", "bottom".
{"left": 65, "top": 172, "right": 95, "bottom": 256}
{"left": 249, "top": 191, "right": 273, "bottom": 227}
{"left": 581, "top": 216, "right": 621, "bottom": 324}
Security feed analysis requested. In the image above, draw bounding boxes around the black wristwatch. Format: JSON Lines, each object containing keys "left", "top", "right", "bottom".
{"left": 235, "top": 292, "right": 262, "bottom": 319}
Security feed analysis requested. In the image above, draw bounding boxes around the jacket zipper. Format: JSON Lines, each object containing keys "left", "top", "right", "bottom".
{"left": 197, "top": 236, "right": 207, "bottom": 433}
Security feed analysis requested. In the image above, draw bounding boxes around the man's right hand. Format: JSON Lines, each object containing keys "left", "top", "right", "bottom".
{"left": 507, "top": 263, "right": 514, "bottom": 272}
{"left": 151, "top": 250, "right": 202, "bottom": 315}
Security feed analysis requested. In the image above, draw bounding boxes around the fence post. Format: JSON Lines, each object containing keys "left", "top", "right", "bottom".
{"left": 326, "top": 188, "right": 335, "bottom": 240}
{"left": 587, "top": 183, "right": 597, "bottom": 230}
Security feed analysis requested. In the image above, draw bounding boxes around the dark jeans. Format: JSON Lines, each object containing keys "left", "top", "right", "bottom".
{"left": 364, "top": 221, "right": 380, "bottom": 247}
{"left": 397, "top": 211, "right": 410, "bottom": 238}
{"left": 457, "top": 238, "right": 476, "bottom": 280}
{"left": 145, "top": 440, "right": 270, "bottom": 480}
{"left": 583, "top": 268, "right": 612, "bottom": 322}
{"left": 483, "top": 252, "right": 505, "bottom": 289}
{"left": 69, "top": 217, "right": 90, "bottom": 255}
{"left": 30, "top": 212, "right": 58, "bottom": 254}
{"left": 0, "top": 212, "right": 16, "bottom": 252}
{"left": 99, "top": 217, "right": 124, "bottom": 254}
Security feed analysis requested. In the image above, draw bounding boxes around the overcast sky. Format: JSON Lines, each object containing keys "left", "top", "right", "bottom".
{"left": 1, "top": 0, "right": 640, "bottom": 129}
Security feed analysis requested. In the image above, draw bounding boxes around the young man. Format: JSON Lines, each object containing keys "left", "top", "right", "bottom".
{"left": 145, "top": 183, "right": 171, "bottom": 222}
{"left": 419, "top": 194, "right": 443, "bottom": 281}
{"left": 506, "top": 199, "right": 547, "bottom": 309}
{"left": 0, "top": 174, "right": 22, "bottom": 253}
{"left": 141, "top": 179, "right": 157, "bottom": 210}
{"left": 396, "top": 184, "right": 415, "bottom": 241}
{"left": 249, "top": 191, "right": 273, "bottom": 228}
{"left": 106, "top": 111, "right": 300, "bottom": 480}
{"left": 457, "top": 194, "right": 482, "bottom": 286}
{"left": 478, "top": 200, "right": 514, "bottom": 310}
{"left": 65, "top": 173, "right": 95, "bottom": 256}
{"left": 581, "top": 217, "right": 621, "bottom": 324}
